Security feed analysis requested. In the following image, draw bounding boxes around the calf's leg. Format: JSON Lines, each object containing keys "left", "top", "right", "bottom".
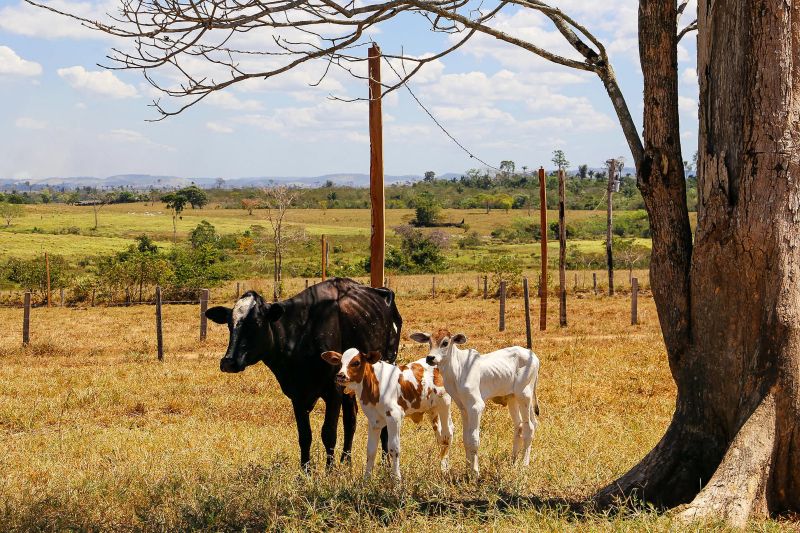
{"left": 386, "top": 416, "right": 402, "bottom": 480}
{"left": 517, "top": 387, "right": 537, "bottom": 466}
{"left": 292, "top": 401, "right": 314, "bottom": 471}
{"left": 321, "top": 392, "right": 342, "bottom": 468}
{"left": 365, "top": 423, "right": 382, "bottom": 479}
{"left": 506, "top": 396, "right": 523, "bottom": 462}
{"left": 463, "top": 401, "right": 484, "bottom": 476}
{"left": 433, "top": 402, "right": 454, "bottom": 471}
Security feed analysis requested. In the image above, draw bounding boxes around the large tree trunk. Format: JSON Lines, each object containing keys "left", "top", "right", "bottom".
{"left": 596, "top": 0, "right": 800, "bottom": 525}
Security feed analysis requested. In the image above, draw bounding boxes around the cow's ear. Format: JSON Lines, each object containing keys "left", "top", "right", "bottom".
{"left": 321, "top": 351, "right": 342, "bottom": 366}
{"left": 410, "top": 332, "right": 431, "bottom": 343}
{"left": 265, "top": 303, "right": 284, "bottom": 322}
{"left": 365, "top": 350, "right": 382, "bottom": 364}
{"left": 452, "top": 333, "right": 467, "bottom": 345}
{"left": 206, "top": 306, "right": 231, "bottom": 324}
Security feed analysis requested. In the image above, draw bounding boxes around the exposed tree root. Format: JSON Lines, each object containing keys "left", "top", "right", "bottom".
{"left": 676, "top": 393, "right": 776, "bottom": 528}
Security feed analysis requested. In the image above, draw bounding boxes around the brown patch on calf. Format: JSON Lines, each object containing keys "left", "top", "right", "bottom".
{"left": 433, "top": 367, "right": 444, "bottom": 387}
{"left": 398, "top": 363, "right": 424, "bottom": 412}
{"left": 407, "top": 412, "right": 424, "bottom": 424}
{"left": 345, "top": 352, "right": 380, "bottom": 405}
{"left": 431, "top": 328, "right": 452, "bottom": 348}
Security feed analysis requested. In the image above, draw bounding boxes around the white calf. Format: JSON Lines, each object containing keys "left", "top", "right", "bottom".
{"left": 411, "top": 329, "right": 540, "bottom": 476}
{"left": 321, "top": 348, "right": 454, "bottom": 480}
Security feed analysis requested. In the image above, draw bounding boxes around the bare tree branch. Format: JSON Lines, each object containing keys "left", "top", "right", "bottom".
{"left": 678, "top": 19, "right": 697, "bottom": 42}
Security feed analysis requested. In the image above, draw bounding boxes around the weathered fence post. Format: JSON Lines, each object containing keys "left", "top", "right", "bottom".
{"left": 305, "top": 279, "right": 309, "bottom": 290}
{"left": 631, "top": 277, "right": 639, "bottom": 325}
{"left": 483, "top": 276, "right": 488, "bottom": 299}
{"left": 91, "top": 289, "right": 95, "bottom": 307}
{"left": 432, "top": 276, "right": 436, "bottom": 298}
{"left": 125, "top": 287, "right": 131, "bottom": 307}
{"left": 523, "top": 278, "right": 532, "bottom": 349}
{"left": 60, "top": 287, "right": 65, "bottom": 307}
{"left": 499, "top": 281, "right": 506, "bottom": 332}
{"left": 539, "top": 166, "right": 548, "bottom": 331}
{"left": 155, "top": 286, "right": 163, "bottom": 361}
{"left": 574, "top": 273, "right": 578, "bottom": 293}
{"left": 45, "top": 252, "right": 51, "bottom": 308}
{"left": 22, "top": 291, "right": 31, "bottom": 346}
{"left": 321, "top": 235, "right": 327, "bottom": 281}
{"left": 236, "top": 282, "right": 241, "bottom": 299}
{"left": 593, "top": 272, "right": 598, "bottom": 295}
{"left": 558, "top": 167, "right": 566, "bottom": 327}
{"left": 368, "top": 43, "right": 386, "bottom": 290}
{"left": 200, "top": 288, "right": 209, "bottom": 341}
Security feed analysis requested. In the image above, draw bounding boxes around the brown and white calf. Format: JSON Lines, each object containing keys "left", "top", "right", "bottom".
{"left": 321, "top": 348, "right": 454, "bottom": 480}
{"left": 411, "top": 329, "right": 540, "bottom": 476}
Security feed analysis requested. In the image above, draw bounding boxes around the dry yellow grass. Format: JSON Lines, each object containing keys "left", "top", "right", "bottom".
{"left": 0, "top": 283, "right": 790, "bottom": 531}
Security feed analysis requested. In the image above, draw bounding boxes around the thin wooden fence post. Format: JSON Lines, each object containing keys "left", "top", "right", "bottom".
{"left": 60, "top": 288, "right": 65, "bottom": 307}
{"left": 368, "top": 43, "right": 385, "bottom": 290}
{"left": 22, "top": 292, "right": 31, "bottom": 346}
{"left": 45, "top": 252, "right": 51, "bottom": 308}
{"left": 432, "top": 276, "right": 436, "bottom": 298}
{"left": 155, "top": 286, "right": 163, "bottom": 361}
{"left": 305, "top": 279, "right": 309, "bottom": 290}
{"left": 593, "top": 272, "right": 598, "bottom": 295}
{"left": 236, "top": 282, "right": 241, "bottom": 299}
{"left": 321, "top": 235, "right": 327, "bottom": 281}
{"left": 200, "top": 289, "right": 209, "bottom": 341}
{"left": 91, "top": 289, "right": 95, "bottom": 307}
{"left": 125, "top": 287, "right": 131, "bottom": 307}
{"left": 523, "top": 278, "right": 532, "bottom": 349}
{"left": 539, "top": 166, "right": 548, "bottom": 331}
{"left": 631, "top": 277, "right": 639, "bottom": 325}
{"left": 558, "top": 168, "right": 566, "bottom": 327}
{"left": 574, "top": 273, "right": 578, "bottom": 293}
{"left": 483, "top": 276, "right": 488, "bottom": 299}
{"left": 499, "top": 281, "right": 506, "bottom": 332}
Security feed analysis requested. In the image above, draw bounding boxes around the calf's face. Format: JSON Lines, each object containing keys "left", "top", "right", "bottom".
{"left": 410, "top": 329, "right": 467, "bottom": 365}
{"left": 206, "top": 292, "right": 284, "bottom": 373}
{"left": 321, "top": 348, "right": 381, "bottom": 388}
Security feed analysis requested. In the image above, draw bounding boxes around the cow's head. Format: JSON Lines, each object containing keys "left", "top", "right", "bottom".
{"left": 321, "top": 348, "right": 381, "bottom": 390}
{"left": 206, "top": 291, "right": 284, "bottom": 373}
{"left": 410, "top": 329, "right": 467, "bottom": 366}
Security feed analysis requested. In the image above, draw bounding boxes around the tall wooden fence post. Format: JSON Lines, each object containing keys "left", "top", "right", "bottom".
{"left": 236, "top": 282, "right": 241, "bottom": 299}
{"left": 558, "top": 168, "right": 567, "bottom": 327}
{"left": 22, "top": 292, "right": 31, "bottom": 346}
{"left": 523, "top": 278, "right": 532, "bottom": 349}
{"left": 539, "top": 166, "right": 548, "bottom": 331}
{"left": 593, "top": 272, "right": 598, "bottom": 295}
{"left": 155, "top": 286, "right": 164, "bottom": 361}
{"left": 631, "top": 277, "right": 639, "bottom": 325}
{"left": 60, "top": 287, "right": 65, "bottom": 307}
{"left": 45, "top": 252, "right": 51, "bottom": 308}
{"left": 91, "top": 289, "right": 95, "bottom": 307}
{"left": 305, "top": 279, "right": 309, "bottom": 290}
{"left": 200, "top": 289, "right": 209, "bottom": 341}
{"left": 432, "top": 276, "right": 436, "bottom": 298}
{"left": 368, "top": 43, "right": 386, "bottom": 290}
{"left": 483, "top": 276, "right": 488, "bottom": 299}
{"left": 499, "top": 281, "right": 506, "bottom": 332}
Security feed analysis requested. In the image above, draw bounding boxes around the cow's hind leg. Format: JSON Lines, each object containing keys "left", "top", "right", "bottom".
{"left": 506, "top": 396, "right": 523, "bottom": 463}
{"left": 321, "top": 392, "right": 342, "bottom": 468}
{"left": 517, "top": 387, "right": 536, "bottom": 466}
{"left": 292, "top": 400, "right": 314, "bottom": 471}
{"left": 340, "top": 392, "right": 357, "bottom": 463}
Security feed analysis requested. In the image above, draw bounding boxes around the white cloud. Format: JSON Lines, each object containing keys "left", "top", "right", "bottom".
{"left": 101, "top": 129, "right": 175, "bottom": 151}
{"left": 681, "top": 67, "right": 698, "bottom": 87}
{"left": 15, "top": 117, "right": 48, "bottom": 130}
{"left": 206, "top": 122, "right": 234, "bottom": 134}
{"left": 58, "top": 66, "right": 138, "bottom": 98}
{"left": 679, "top": 96, "right": 698, "bottom": 119}
{"left": 0, "top": 46, "right": 42, "bottom": 77}
{"left": 205, "top": 91, "right": 263, "bottom": 111}
{"left": 0, "top": 0, "right": 116, "bottom": 40}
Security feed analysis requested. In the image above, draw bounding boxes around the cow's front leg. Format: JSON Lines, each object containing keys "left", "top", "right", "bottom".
{"left": 321, "top": 393, "right": 342, "bottom": 468}
{"left": 340, "top": 392, "right": 357, "bottom": 463}
{"left": 292, "top": 400, "right": 313, "bottom": 471}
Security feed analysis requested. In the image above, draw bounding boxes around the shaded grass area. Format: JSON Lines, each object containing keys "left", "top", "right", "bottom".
{"left": 0, "top": 292, "right": 790, "bottom": 530}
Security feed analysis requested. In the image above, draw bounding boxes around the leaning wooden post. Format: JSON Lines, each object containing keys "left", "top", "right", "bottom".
{"left": 45, "top": 252, "right": 51, "bottom": 308}
{"left": 368, "top": 43, "right": 386, "bottom": 290}
{"left": 321, "top": 234, "right": 327, "bottom": 281}
{"left": 523, "top": 278, "right": 532, "bottom": 349}
{"left": 155, "top": 286, "right": 164, "bottom": 361}
{"left": 631, "top": 277, "right": 639, "bottom": 325}
{"left": 199, "top": 289, "right": 209, "bottom": 341}
{"left": 22, "top": 291, "right": 31, "bottom": 346}
{"left": 539, "top": 166, "right": 548, "bottom": 331}
{"left": 558, "top": 168, "right": 567, "bottom": 327}
{"left": 483, "top": 276, "right": 488, "bottom": 299}
{"left": 499, "top": 281, "right": 506, "bottom": 332}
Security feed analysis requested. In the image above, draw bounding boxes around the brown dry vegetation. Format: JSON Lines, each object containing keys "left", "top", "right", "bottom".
{"left": 0, "top": 279, "right": 789, "bottom": 531}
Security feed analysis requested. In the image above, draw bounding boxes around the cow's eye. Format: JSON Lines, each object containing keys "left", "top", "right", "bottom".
{"left": 442, "top": 340, "right": 448, "bottom": 347}
{"left": 351, "top": 360, "right": 360, "bottom": 367}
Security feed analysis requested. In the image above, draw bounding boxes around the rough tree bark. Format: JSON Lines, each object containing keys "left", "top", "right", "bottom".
{"left": 597, "top": 0, "right": 800, "bottom": 525}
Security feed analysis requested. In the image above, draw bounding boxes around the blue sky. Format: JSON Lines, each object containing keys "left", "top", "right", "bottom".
{"left": 0, "top": 0, "right": 699, "bottom": 180}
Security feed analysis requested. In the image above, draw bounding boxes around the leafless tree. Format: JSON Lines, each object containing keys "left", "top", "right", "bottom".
{"left": 258, "top": 186, "right": 304, "bottom": 300}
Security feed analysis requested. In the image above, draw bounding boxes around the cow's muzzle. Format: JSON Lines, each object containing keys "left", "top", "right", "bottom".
{"left": 220, "top": 357, "right": 243, "bottom": 373}
{"left": 426, "top": 356, "right": 437, "bottom": 366}
{"left": 335, "top": 374, "right": 348, "bottom": 387}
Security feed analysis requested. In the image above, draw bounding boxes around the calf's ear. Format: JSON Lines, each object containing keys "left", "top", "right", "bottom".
{"left": 365, "top": 350, "right": 382, "bottom": 364}
{"left": 410, "top": 332, "right": 431, "bottom": 343}
{"left": 265, "top": 303, "right": 284, "bottom": 322}
{"left": 206, "top": 306, "right": 232, "bottom": 324}
{"left": 321, "top": 351, "right": 343, "bottom": 366}
{"left": 452, "top": 333, "right": 467, "bottom": 345}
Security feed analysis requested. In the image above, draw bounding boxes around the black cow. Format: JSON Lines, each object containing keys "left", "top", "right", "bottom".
{"left": 206, "top": 277, "right": 402, "bottom": 469}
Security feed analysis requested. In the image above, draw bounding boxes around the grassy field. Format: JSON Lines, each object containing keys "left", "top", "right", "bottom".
{"left": 1, "top": 203, "right": 648, "bottom": 260}
{"left": 0, "top": 281, "right": 789, "bottom": 531}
